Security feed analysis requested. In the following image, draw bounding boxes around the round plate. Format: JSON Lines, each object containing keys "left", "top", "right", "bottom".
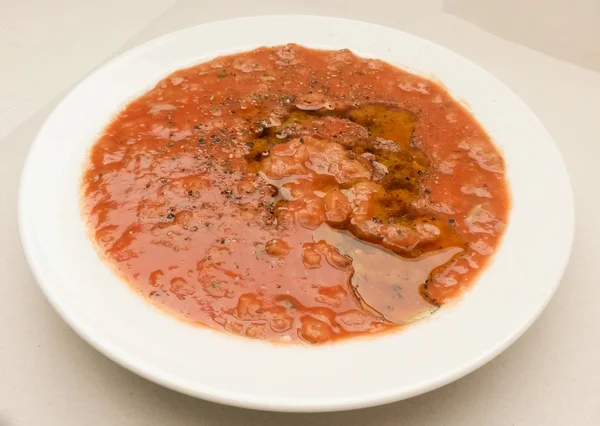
{"left": 19, "top": 16, "right": 574, "bottom": 412}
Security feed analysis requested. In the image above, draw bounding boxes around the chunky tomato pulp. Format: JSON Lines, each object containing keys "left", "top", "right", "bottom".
{"left": 81, "top": 45, "right": 509, "bottom": 344}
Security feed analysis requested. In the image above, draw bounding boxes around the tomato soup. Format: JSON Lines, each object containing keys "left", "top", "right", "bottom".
{"left": 81, "top": 45, "right": 509, "bottom": 344}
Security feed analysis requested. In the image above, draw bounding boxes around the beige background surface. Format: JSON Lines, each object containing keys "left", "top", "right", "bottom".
{"left": 1, "top": 0, "right": 599, "bottom": 424}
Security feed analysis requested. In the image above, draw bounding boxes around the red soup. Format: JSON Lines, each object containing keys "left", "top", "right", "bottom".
{"left": 81, "top": 45, "right": 510, "bottom": 344}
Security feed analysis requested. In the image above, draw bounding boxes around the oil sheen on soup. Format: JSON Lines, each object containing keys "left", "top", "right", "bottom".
{"left": 81, "top": 45, "right": 510, "bottom": 344}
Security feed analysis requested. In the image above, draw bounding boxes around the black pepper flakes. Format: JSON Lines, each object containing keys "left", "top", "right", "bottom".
{"left": 393, "top": 285, "right": 404, "bottom": 299}
{"left": 166, "top": 213, "right": 176, "bottom": 220}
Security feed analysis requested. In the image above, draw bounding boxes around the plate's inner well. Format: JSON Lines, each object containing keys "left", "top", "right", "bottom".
{"left": 81, "top": 44, "right": 509, "bottom": 344}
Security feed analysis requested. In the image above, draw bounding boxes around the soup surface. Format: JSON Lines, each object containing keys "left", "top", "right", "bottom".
{"left": 81, "top": 44, "right": 509, "bottom": 344}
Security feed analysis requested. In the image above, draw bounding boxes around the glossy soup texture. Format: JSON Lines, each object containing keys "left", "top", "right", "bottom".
{"left": 81, "top": 45, "right": 509, "bottom": 344}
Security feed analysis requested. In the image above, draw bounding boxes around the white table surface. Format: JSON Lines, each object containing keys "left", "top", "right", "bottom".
{"left": 1, "top": 0, "right": 599, "bottom": 424}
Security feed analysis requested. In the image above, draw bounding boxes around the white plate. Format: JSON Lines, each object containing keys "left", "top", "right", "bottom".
{"left": 19, "top": 16, "right": 574, "bottom": 412}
